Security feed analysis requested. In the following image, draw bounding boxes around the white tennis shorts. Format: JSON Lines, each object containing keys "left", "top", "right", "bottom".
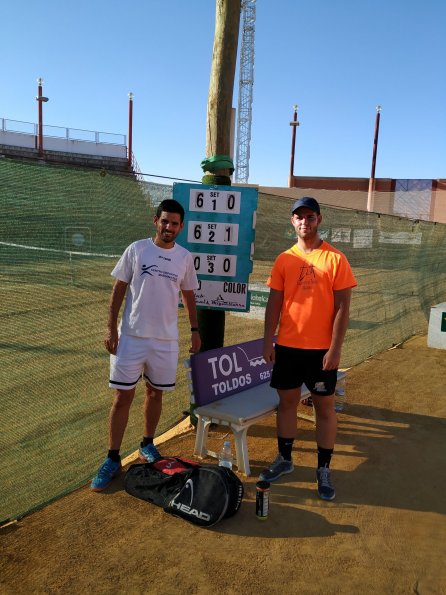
{"left": 109, "top": 334, "right": 179, "bottom": 391}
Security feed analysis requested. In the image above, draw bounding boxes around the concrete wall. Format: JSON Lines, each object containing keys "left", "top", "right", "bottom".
{"left": 260, "top": 184, "right": 368, "bottom": 211}
{"left": 261, "top": 175, "right": 446, "bottom": 224}
{"left": 0, "top": 130, "right": 35, "bottom": 149}
{"left": 432, "top": 181, "right": 446, "bottom": 223}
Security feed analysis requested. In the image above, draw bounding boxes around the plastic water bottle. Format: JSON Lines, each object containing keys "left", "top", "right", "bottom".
{"left": 218, "top": 440, "right": 233, "bottom": 470}
{"left": 334, "top": 386, "right": 346, "bottom": 412}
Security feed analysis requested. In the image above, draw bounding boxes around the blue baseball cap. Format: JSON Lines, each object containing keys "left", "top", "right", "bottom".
{"left": 291, "top": 196, "right": 320, "bottom": 215}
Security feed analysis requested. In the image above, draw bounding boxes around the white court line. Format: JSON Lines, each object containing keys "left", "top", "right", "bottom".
{"left": 0, "top": 241, "right": 120, "bottom": 258}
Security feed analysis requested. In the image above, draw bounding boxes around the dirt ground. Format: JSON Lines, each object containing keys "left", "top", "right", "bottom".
{"left": 1, "top": 335, "right": 445, "bottom": 595}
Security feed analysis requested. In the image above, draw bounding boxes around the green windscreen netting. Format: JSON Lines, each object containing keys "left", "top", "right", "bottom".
{"left": 1, "top": 157, "right": 445, "bottom": 523}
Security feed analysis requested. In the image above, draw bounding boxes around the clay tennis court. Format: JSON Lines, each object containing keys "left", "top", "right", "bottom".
{"left": 1, "top": 335, "right": 445, "bottom": 594}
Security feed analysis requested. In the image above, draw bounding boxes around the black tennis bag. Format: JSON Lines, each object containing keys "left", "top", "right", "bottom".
{"left": 124, "top": 457, "right": 244, "bottom": 527}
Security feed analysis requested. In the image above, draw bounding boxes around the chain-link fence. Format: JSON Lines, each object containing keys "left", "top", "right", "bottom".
{"left": 1, "top": 158, "right": 445, "bottom": 523}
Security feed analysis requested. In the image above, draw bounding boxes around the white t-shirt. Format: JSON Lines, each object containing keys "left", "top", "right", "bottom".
{"left": 111, "top": 238, "right": 198, "bottom": 341}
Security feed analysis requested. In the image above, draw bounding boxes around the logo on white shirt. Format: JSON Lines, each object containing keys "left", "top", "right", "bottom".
{"left": 140, "top": 264, "right": 178, "bottom": 283}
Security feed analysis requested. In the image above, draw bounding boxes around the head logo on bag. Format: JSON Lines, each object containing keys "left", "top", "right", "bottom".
{"left": 170, "top": 501, "right": 211, "bottom": 521}
{"left": 169, "top": 477, "right": 211, "bottom": 522}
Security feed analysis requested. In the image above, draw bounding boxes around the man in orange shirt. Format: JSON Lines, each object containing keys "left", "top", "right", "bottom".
{"left": 260, "top": 197, "right": 357, "bottom": 500}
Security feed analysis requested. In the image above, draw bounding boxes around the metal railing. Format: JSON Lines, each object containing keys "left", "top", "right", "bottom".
{"left": 0, "top": 118, "right": 126, "bottom": 146}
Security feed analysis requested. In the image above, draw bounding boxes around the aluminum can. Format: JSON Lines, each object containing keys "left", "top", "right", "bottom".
{"left": 256, "top": 480, "right": 270, "bottom": 520}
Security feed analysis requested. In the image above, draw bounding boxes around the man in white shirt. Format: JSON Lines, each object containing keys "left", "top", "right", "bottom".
{"left": 91, "top": 199, "right": 201, "bottom": 491}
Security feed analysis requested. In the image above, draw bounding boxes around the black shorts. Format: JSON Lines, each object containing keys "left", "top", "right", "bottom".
{"left": 270, "top": 344, "right": 337, "bottom": 396}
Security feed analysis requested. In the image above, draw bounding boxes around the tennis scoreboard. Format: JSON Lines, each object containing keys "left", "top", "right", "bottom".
{"left": 173, "top": 183, "right": 258, "bottom": 312}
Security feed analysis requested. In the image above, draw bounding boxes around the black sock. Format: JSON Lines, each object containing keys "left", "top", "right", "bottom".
{"left": 141, "top": 436, "right": 154, "bottom": 447}
{"left": 278, "top": 436, "right": 294, "bottom": 461}
{"left": 317, "top": 446, "right": 333, "bottom": 469}
{"left": 108, "top": 449, "right": 120, "bottom": 462}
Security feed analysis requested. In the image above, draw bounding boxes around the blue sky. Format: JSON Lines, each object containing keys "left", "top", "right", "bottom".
{"left": 1, "top": 0, "right": 445, "bottom": 186}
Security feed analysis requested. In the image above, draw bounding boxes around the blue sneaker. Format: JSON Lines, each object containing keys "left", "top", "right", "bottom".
{"left": 91, "top": 457, "right": 122, "bottom": 492}
{"left": 138, "top": 443, "right": 161, "bottom": 463}
{"left": 316, "top": 466, "right": 336, "bottom": 501}
{"left": 259, "top": 454, "right": 294, "bottom": 482}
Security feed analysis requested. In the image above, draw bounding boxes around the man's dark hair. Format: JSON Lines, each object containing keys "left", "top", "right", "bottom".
{"left": 156, "top": 199, "right": 185, "bottom": 222}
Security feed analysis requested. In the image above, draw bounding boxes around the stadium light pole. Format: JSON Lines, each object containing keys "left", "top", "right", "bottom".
{"left": 35, "top": 77, "right": 49, "bottom": 158}
{"left": 127, "top": 92, "right": 134, "bottom": 167}
{"left": 289, "top": 104, "right": 300, "bottom": 187}
{"left": 367, "top": 105, "right": 382, "bottom": 212}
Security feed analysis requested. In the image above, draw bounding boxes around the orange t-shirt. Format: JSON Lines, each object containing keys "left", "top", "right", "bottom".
{"left": 267, "top": 241, "right": 357, "bottom": 349}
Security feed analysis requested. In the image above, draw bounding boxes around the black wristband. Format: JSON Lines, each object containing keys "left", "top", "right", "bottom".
{"left": 191, "top": 327, "right": 199, "bottom": 332}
